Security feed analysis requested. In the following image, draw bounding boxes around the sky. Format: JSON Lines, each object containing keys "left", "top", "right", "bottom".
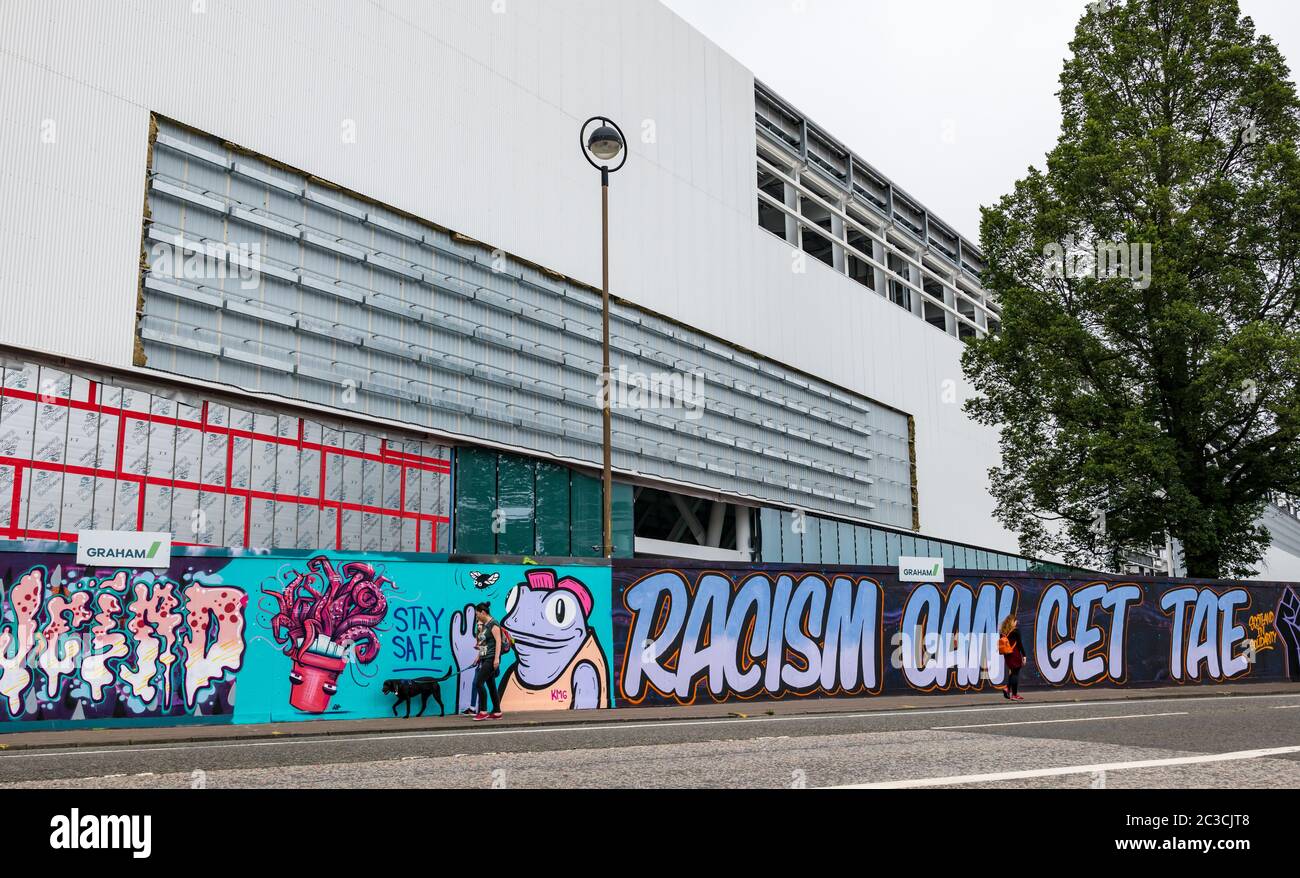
{"left": 660, "top": 0, "right": 1300, "bottom": 243}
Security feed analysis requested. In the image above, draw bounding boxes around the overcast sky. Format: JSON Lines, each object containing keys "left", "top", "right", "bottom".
{"left": 660, "top": 0, "right": 1300, "bottom": 243}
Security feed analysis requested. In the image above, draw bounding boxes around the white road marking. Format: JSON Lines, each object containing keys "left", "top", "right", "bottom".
{"left": 2, "top": 691, "right": 1298, "bottom": 760}
{"left": 1271, "top": 704, "right": 1300, "bottom": 710}
{"left": 931, "top": 711, "right": 1187, "bottom": 730}
{"left": 828, "top": 744, "right": 1300, "bottom": 789}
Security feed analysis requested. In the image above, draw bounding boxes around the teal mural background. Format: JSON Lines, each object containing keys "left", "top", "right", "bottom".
{"left": 235, "top": 554, "right": 615, "bottom": 723}
{"left": 0, "top": 542, "right": 614, "bottom": 731}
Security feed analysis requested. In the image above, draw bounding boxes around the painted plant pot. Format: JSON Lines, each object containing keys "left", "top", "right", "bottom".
{"left": 288, "top": 651, "right": 347, "bottom": 714}
{"left": 266, "top": 557, "right": 392, "bottom": 713}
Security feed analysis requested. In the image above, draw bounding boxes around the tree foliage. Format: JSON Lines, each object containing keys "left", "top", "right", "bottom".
{"left": 964, "top": 0, "right": 1300, "bottom": 578}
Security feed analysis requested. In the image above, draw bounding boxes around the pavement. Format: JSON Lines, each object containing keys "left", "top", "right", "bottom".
{"left": 2, "top": 683, "right": 1297, "bottom": 788}
{"left": 2, "top": 681, "right": 1294, "bottom": 751}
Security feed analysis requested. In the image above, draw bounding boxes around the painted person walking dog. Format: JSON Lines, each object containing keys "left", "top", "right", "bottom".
{"left": 998, "top": 615, "right": 1028, "bottom": 701}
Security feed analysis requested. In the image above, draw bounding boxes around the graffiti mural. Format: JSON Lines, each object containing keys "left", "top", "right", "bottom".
{"left": 612, "top": 561, "right": 1298, "bottom": 706}
{"left": 0, "top": 552, "right": 246, "bottom": 727}
{"left": 1, "top": 546, "right": 1293, "bottom": 729}
{"left": 262, "top": 556, "right": 392, "bottom": 713}
{"left": 897, "top": 581, "right": 1013, "bottom": 692}
{"left": 1273, "top": 586, "right": 1299, "bottom": 682}
{"left": 450, "top": 568, "right": 611, "bottom": 710}
{"left": 237, "top": 557, "right": 613, "bottom": 723}
{"left": 620, "top": 569, "right": 883, "bottom": 704}
{"left": 1158, "top": 586, "right": 1252, "bottom": 683}
{"left": 0, "top": 546, "right": 614, "bottom": 729}
{"left": 1033, "top": 581, "right": 1142, "bottom": 687}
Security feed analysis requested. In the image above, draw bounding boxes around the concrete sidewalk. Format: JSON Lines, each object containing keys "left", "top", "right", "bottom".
{"left": 1, "top": 682, "right": 1295, "bottom": 752}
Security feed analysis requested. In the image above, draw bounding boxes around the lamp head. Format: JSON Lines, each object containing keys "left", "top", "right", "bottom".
{"left": 586, "top": 124, "right": 624, "bottom": 163}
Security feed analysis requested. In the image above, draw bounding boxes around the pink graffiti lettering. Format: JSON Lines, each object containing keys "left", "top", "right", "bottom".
{"left": 0, "top": 566, "right": 247, "bottom": 719}
{"left": 81, "top": 572, "right": 130, "bottom": 701}
{"left": 39, "top": 590, "right": 93, "bottom": 697}
{"left": 182, "top": 585, "right": 247, "bottom": 708}
{"left": 121, "top": 580, "right": 182, "bottom": 704}
{"left": 0, "top": 568, "right": 44, "bottom": 714}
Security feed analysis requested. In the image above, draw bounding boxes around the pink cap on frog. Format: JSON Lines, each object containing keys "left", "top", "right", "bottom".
{"left": 524, "top": 569, "right": 593, "bottom": 617}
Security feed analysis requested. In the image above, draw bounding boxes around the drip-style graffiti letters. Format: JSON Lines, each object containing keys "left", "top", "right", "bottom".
{"left": 0, "top": 568, "right": 43, "bottom": 714}
{"left": 0, "top": 565, "right": 247, "bottom": 721}
{"left": 80, "top": 572, "right": 130, "bottom": 701}
{"left": 621, "top": 570, "right": 882, "bottom": 704}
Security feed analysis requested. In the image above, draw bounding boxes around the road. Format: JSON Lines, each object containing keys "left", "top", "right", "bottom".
{"left": 3, "top": 691, "right": 1298, "bottom": 789}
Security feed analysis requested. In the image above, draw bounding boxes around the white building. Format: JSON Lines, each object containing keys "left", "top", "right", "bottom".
{"left": 0, "top": 0, "right": 1296, "bottom": 579}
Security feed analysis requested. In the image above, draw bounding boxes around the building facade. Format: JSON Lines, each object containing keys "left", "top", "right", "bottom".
{"left": 1, "top": 0, "right": 1297, "bottom": 579}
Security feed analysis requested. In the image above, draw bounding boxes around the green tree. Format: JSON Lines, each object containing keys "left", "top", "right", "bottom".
{"left": 964, "top": 0, "right": 1300, "bottom": 578}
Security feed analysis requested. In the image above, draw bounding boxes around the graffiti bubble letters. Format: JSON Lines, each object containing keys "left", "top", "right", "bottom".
{"left": 897, "top": 581, "right": 1016, "bottom": 691}
{"left": 622, "top": 570, "right": 882, "bottom": 704}
{"left": 1035, "top": 582, "right": 1142, "bottom": 685}
{"left": 1160, "top": 587, "right": 1251, "bottom": 682}
{"left": 0, "top": 566, "right": 247, "bottom": 719}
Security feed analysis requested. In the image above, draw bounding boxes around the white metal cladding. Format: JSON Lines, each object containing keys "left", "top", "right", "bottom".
{"left": 1261, "top": 504, "right": 1300, "bottom": 580}
{"left": 0, "top": 356, "right": 451, "bottom": 552}
{"left": 141, "top": 121, "right": 915, "bottom": 527}
{"left": 755, "top": 83, "right": 999, "bottom": 344}
{"left": 0, "top": 0, "right": 1016, "bottom": 553}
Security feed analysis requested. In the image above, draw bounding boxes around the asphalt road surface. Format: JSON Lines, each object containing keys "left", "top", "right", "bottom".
{"left": 3, "top": 691, "right": 1299, "bottom": 789}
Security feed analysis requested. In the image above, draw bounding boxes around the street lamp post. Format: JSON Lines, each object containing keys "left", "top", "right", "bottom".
{"left": 580, "top": 116, "right": 628, "bottom": 559}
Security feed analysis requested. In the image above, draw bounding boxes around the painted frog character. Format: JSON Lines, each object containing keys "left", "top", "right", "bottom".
{"left": 499, "top": 569, "right": 609, "bottom": 710}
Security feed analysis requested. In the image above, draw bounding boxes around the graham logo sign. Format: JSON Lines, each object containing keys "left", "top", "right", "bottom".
{"left": 76, "top": 531, "right": 172, "bottom": 568}
{"left": 898, "top": 556, "right": 944, "bottom": 582}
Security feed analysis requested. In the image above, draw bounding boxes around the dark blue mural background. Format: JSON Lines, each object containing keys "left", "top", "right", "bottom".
{"left": 612, "top": 561, "right": 1300, "bottom": 707}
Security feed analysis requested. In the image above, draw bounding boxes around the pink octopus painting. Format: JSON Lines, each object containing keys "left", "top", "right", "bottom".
{"left": 263, "top": 556, "right": 392, "bottom": 713}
